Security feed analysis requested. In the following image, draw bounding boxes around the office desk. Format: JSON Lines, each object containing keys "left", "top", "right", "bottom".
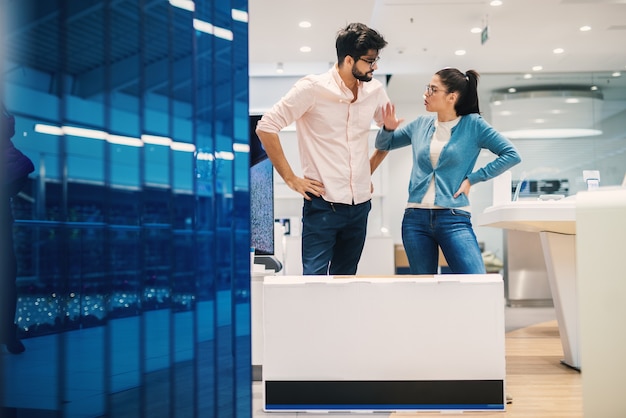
{"left": 478, "top": 199, "right": 579, "bottom": 369}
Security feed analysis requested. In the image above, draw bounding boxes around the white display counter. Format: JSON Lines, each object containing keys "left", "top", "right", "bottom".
{"left": 251, "top": 266, "right": 275, "bottom": 381}
{"left": 478, "top": 198, "right": 579, "bottom": 369}
{"left": 576, "top": 188, "right": 626, "bottom": 417}
{"left": 262, "top": 275, "right": 506, "bottom": 412}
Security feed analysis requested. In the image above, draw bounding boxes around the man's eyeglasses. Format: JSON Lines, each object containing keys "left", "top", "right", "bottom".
{"left": 358, "top": 56, "right": 380, "bottom": 68}
{"left": 425, "top": 84, "right": 448, "bottom": 96}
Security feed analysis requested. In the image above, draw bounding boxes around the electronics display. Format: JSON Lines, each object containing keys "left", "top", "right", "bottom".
{"left": 249, "top": 114, "right": 274, "bottom": 255}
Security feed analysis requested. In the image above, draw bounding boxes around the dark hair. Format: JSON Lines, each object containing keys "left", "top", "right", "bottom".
{"left": 436, "top": 68, "right": 480, "bottom": 115}
{"left": 336, "top": 23, "right": 387, "bottom": 66}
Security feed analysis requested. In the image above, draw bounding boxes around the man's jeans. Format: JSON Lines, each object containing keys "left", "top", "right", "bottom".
{"left": 301, "top": 196, "right": 371, "bottom": 275}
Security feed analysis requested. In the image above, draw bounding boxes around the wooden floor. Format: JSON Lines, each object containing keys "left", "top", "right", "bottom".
{"left": 393, "top": 320, "right": 583, "bottom": 417}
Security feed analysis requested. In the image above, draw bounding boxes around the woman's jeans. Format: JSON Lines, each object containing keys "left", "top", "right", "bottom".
{"left": 402, "top": 208, "right": 486, "bottom": 275}
{"left": 301, "top": 196, "right": 371, "bottom": 275}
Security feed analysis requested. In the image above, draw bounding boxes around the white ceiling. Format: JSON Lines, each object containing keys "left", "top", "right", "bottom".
{"left": 249, "top": 0, "right": 626, "bottom": 77}
{"left": 248, "top": 0, "right": 626, "bottom": 134}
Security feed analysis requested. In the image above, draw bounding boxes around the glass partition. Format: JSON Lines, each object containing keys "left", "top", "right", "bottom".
{"left": 1, "top": 1, "right": 251, "bottom": 417}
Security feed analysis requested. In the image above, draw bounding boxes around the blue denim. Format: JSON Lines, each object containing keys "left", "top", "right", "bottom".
{"left": 301, "top": 196, "right": 371, "bottom": 275}
{"left": 401, "top": 208, "right": 486, "bottom": 275}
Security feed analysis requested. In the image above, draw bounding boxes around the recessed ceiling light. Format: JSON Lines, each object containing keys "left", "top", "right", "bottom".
{"left": 490, "top": 0, "right": 502, "bottom": 6}
{"left": 612, "top": 71, "right": 622, "bottom": 77}
{"left": 470, "top": 27, "right": 482, "bottom": 34}
{"left": 590, "top": 85, "right": 598, "bottom": 91}
{"left": 565, "top": 98, "right": 580, "bottom": 104}
{"left": 523, "top": 74, "right": 533, "bottom": 79}
{"left": 300, "top": 46, "right": 311, "bottom": 53}
{"left": 553, "top": 48, "right": 564, "bottom": 54}
{"left": 532, "top": 65, "right": 543, "bottom": 71}
{"left": 508, "top": 88, "right": 517, "bottom": 93}
{"left": 579, "top": 25, "right": 591, "bottom": 32}
{"left": 455, "top": 49, "right": 466, "bottom": 56}
{"left": 533, "top": 119, "right": 546, "bottom": 124}
{"left": 299, "top": 21, "right": 311, "bottom": 28}
{"left": 492, "top": 100, "right": 502, "bottom": 106}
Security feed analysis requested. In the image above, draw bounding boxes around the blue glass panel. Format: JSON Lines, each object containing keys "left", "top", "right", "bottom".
{"left": 1, "top": 1, "right": 251, "bottom": 416}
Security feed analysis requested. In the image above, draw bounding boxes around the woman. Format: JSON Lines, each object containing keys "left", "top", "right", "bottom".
{"left": 376, "top": 68, "right": 521, "bottom": 274}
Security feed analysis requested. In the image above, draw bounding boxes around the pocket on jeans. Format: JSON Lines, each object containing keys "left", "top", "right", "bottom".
{"left": 450, "top": 208, "right": 471, "bottom": 218}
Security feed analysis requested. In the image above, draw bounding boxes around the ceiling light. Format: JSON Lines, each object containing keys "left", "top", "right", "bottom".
{"left": 299, "top": 21, "right": 311, "bottom": 28}
{"left": 579, "top": 25, "right": 591, "bottom": 32}
{"left": 532, "top": 65, "right": 543, "bottom": 71}
{"left": 553, "top": 48, "right": 564, "bottom": 54}
{"left": 508, "top": 88, "right": 517, "bottom": 93}
{"left": 490, "top": 88, "right": 604, "bottom": 139}
{"left": 455, "top": 50, "right": 466, "bottom": 56}
{"left": 523, "top": 74, "right": 532, "bottom": 79}
{"left": 231, "top": 9, "right": 248, "bottom": 23}
{"left": 470, "top": 27, "right": 482, "bottom": 34}
{"left": 300, "top": 46, "right": 311, "bottom": 53}
{"left": 612, "top": 71, "right": 622, "bottom": 77}
{"left": 108, "top": 134, "right": 143, "bottom": 147}
{"left": 35, "top": 123, "right": 196, "bottom": 151}
{"left": 169, "top": 0, "right": 194, "bottom": 12}
{"left": 193, "top": 19, "right": 233, "bottom": 41}
{"left": 276, "top": 62, "right": 284, "bottom": 74}
{"left": 490, "top": 0, "right": 503, "bottom": 6}
{"left": 233, "top": 143, "right": 250, "bottom": 153}
{"left": 142, "top": 134, "right": 172, "bottom": 146}
{"left": 171, "top": 142, "right": 196, "bottom": 152}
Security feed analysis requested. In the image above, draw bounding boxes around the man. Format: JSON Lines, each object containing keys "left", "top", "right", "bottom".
{"left": 256, "top": 22, "right": 398, "bottom": 275}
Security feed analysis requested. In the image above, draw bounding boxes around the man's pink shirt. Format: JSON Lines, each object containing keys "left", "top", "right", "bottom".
{"left": 256, "top": 66, "right": 389, "bottom": 205}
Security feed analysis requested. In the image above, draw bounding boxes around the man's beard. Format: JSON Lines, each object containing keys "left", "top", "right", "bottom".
{"left": 352, "top": 64, "right": 373, "bottom": 82}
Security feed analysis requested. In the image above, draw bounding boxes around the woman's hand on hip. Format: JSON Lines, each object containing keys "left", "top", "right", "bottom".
{"left": 454, "top": 178, "right": 471, "bottom": 198}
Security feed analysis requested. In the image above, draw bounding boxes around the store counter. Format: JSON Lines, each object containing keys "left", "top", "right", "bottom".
{"left": 262, "top": 274, "right": 506, "bottom": 412}
{"left": 577, "top": 188, "right": 626, "bottom": 417}
{"left": 477, "top": 198, "right": 579, "bottom": 369}
{"left": 251, "top": 265, "right": 276, "bottom": 381}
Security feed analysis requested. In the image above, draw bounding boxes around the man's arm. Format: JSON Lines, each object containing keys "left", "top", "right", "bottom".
{"left": 255, "top": 128, "right": 325, "bottom": 200}
{"left": 369, "top": 149, "right": 389, "bottom": 174}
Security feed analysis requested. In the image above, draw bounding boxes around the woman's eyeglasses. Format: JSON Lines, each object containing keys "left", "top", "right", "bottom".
{"left": 425, "top": 84, "right": 448, "bottom": 96}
